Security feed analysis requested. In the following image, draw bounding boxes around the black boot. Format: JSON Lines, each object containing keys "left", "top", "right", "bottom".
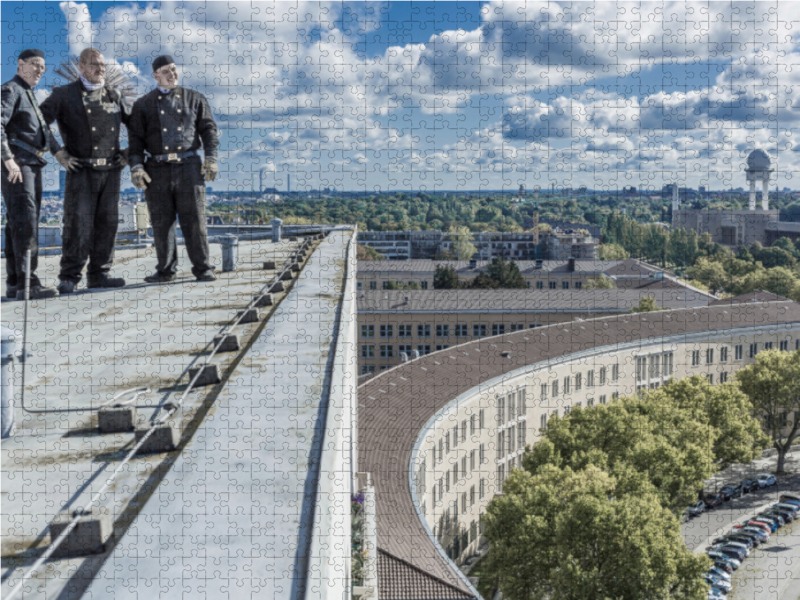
{"left": 87, "top": 274, "right": 126, "bottom": 288}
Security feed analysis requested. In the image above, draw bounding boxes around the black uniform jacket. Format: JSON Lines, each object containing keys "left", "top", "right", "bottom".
{"left": 40, "top": 80, "right": 132, "bottom": 159}
{"left": 128, "top": 86, "right": 218, "bottom": 170}
{"left": 1, "top": 75, "right": 61, "bottom": 166}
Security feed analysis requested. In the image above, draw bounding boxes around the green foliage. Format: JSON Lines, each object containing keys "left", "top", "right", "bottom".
{"left": 433, "top": 264, "right": 460, "bottom": 289}
{"left": 597, "top": 243, "right": 629, "bottom": 260}
{"left": 466, "top": 257, "right": 527, "bottom": 289}
{"left": 630, "top": 296, "right": 660, "bottom": 313}
{"left": 736, "top": 350, "right": 800, "bottom": 474}
{"left": 356, "top": 244, "right": 386, "bottom": 261}
{"left": 482, "top": 464, "right": 710, "bottom": 600}
{"left": 447, "top": 225, "right": 478, "bottom": 260}
{"left": 582, "top": 275, "right": 614, "bottom": 289}
{"left": 384, "top": 280, "right": 421, "bottom": 290}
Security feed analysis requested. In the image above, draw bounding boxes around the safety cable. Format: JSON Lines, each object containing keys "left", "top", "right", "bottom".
{"left": 6, "top": 239, "right": 316, "bottom": 600}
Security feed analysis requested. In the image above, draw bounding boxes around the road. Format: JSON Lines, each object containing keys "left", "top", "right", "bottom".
{"left": 682, "top": 449, "right": 800, "bottom": 600}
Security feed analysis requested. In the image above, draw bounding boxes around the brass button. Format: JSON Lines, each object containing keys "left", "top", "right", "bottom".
{"left": 177, "top": 127, "right": 182, "bottom": 131}
{"left": 161, "top": 110, "right": 165, "bottom": 114}
{"left": 164, "top": 128, "right": 167, "bottom": 132}
{"left": 164, "top": 146, "right": 169, "bottom": 150}
{"left": 87, "top": 109, "right": 91, "bottom": 113}
{"left": 177, "top": 109, "right": 182, "bottom": 113}
{"left": 159, "top": 96, "right": 162, "bottom": 100}
{"left": 92, "top": 127, "right": 96, "bottom": 131}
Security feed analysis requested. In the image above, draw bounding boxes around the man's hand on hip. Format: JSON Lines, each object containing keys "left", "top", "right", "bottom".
{"left": 201, "top": 158, "right": 218, "bottom": 182}
{"left": 55, "top": 150, "right": 80, "bottom": 172}
{"left": 4, "top": 158, "right": 22, "bottom": 183}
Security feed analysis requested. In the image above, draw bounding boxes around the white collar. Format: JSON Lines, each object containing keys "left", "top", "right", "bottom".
{"left": 80, "top": 76, "right": 104, "bottom": 92}
{"left": 157, "top": 85, "right": 176, "bottom": 94}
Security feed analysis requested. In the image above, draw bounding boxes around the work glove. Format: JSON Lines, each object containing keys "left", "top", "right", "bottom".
{"left": 55, "top": 150, "right": 81, "bottom": 172}
{"left": 201, "top": 158, "right": 218, "bottom": 182}
{"left": 115, "top": 148, "right": 129, "bottom": 168}
{"left": 131, "top": 167, "right": 152, "bottom": 190}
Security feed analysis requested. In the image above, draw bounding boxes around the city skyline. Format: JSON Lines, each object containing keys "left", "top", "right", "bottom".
{"left": 3, "top": 1, "right": 800, "bottom": 193}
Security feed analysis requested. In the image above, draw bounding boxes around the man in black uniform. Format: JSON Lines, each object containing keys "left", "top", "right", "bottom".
{"left": 129, "top": 55, "right": 218, "bottom": 283}
{"left": 1, "top": 49, "right": 61, "bottom": 300}
{"left": 40, "top": 48, "right": 132, "bottom": 294}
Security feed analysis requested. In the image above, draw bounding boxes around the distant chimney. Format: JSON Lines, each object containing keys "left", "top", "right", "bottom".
{"left": 568, "top": 258, "right": 575, "bottom": 272}
{"left": 672, "top": 183, "right": 679, "bottom": 212}
{"left": 469, "top": 259, "right": 477, "bottom": 269}
{"left": 404, "top": 296, "right": 409, "bottom": 305}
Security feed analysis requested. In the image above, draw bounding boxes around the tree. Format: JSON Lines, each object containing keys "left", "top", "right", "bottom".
{"left": 630, "top": 296, "right": 660, "bottom": 313}
{"left": 582, "top": 274, "right": 614, "bottom": 289}
{"left": 687, "top": 257, "right": 730, "bottom": 293}
{"left": 736, "top": 349, "right": 800, "bottom": 474}
{"left": 384, "top": 280, "right": 421, "bottom": 290}
{"left": 356, "top": 244, "right": 386, "bottom": 261}
{"left": 447, "top": 225, "right": 477, "bottom": 260}
{"left": 598, "top": 243, "right": 629, "bottom": 260}
{"left": 433, "top": 264, "right": 460, "bottom": 289}
{"left": 486, "top": 256, "right": 527, "bottom": 288}
{"left": 482, "top": 464, "right": 710, "bottom": 600}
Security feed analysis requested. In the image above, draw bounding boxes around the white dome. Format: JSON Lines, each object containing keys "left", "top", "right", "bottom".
{"left": 747, "top": 149, "right": 771, "bottom": 170}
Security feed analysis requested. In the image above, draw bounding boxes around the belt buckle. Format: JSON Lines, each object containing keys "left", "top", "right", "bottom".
{"left": 96, "top": 158, "right": 107, "bottom": 166}
{"left": 167, "top": 153, "right": 178, "bottom": 161}
{"left": 36, "top": 149, "right": 45, "bottom": 158}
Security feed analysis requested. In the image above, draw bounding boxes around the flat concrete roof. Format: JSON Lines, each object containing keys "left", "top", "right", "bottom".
{"left": 1, "top": 230, "right": 354, "bottom": 599}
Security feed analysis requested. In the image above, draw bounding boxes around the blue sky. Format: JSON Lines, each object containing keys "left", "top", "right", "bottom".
{"left": 3, "top": 1, "right": 799, "bottom": 192}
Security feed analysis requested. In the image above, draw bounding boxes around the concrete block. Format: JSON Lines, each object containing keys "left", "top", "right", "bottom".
{"left": 254, "top": 294, "right": 273, "bottom": 307}
{"left": 188, "top": 363, "right": 221, "bottom": 386}
{"left": 50, "top": 509, "right": 112, "bottom": 558}
{"left": 280, "top": 270, "right": 294, "bottom": 281}
{"left": 98, "top": 406, "right": 145, "bottom": 433}
{"left": 236, "top": 308, "right": 261, "bottom": 323}
{"left": 213, "top": 334, "right": 240, "bottom": 352}
{"left": 269, "top": 281, "right": 285, "bottom": 293}
{"left": 262, "top": 260, "right": 276, "bottom": 270}
{"left": 289, "top": 236, "right": 298, "bottom": 241}
{"left": 135, "top": 424, "right": 180, "bottom": 455}
{"left": 291, "top": 262, "right": 301, "bottom": 272}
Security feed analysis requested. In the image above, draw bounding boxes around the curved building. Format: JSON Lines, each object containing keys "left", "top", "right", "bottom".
{"left": 359, "top": 300, "right": 800, "bottom": 598}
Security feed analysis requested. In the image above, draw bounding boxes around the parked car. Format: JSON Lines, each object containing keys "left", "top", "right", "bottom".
{"left": 714, "top": 534, "right": 755, "bottom": 549}
{"left": 707, "top": 550, "right": 741, "bottom": 570}
{"left": 712, "top": 560, "right": 734, "bottom": 574}
{"left": 758, "top": 473, "right": 777, "bottom": 488}
{"left": 742, "top": 479, "right": 759, "bottom": 494}
{"left": 780, "top": 498, "right": 800, "bottom": 508}
{"left": 738, "top": 526, "right": 769, "bottom": 542}
{"left": 704, "top": 493, "right": 725, "bottom": 508}
{"left": 765, "top": 509, "right": 792, "bottom": 524}
{"left": 709, "top": 566, "right": 732, "bottom": 582}
{"left": 711, "top": 541, "right": 750, "bottom": 557}
{"left": 727, "top": 531, "right": 761, "bottom": 546}
{"left": 780, "top": 492, "right": 800, "bottom": 503}
{"left": 720, "top": 484, "right": 743, "bottom": 500}
{"left": 756, "top": 513, "right": 784, "bottom": 528}
{"left": 686, "top": 500, "right": 706, "bottom": 518}
{"left": 775, "top": 502, "right": 800, "bottom": 514}
{"left": 744, "top": 518, "right": 777, "bottom": 532}
{"left": 709, "top": 543, "right": 747, "bottom": 561}
{"left": 708, "top": 590, "right": 727, "bottom": 600}
{"left": 706, "top": 574, "right": 732, "bottom": 593}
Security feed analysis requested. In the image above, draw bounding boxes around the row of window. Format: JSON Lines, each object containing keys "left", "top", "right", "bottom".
{"left": 360, "top": 323, "right": 533, "bottom": 339}
{"left": 539, "top": 365, "right": 619, "bottom": 399}
{"left": 689, "top": 341, "right": 798, "bottom": 367}
{"left": 432, "top": 449, "right": 488, "bottom": 504}
{"left": 538, "top": 394, "right": 617, "bottom": 429}
{"left": 357, "top": 280, "right": 586, "bottom": 291}
{"left": 635, "top": 352, "right": 675, "bottom": 382}
{"left": 360, "top": 343, "right": 452, "bottom": 359}
{"left": 496, "top": 423, "right": 527, "bottom": 459}
{"left": 436, "top": 412, "right": 486, "bottom": 463}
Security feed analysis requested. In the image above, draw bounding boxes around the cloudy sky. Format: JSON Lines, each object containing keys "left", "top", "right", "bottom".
{"left": 3, "top": 1, "right": 799, "bottom": 192}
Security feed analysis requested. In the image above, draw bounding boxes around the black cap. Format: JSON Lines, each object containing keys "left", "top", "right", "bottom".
{"left": 18, "top": 49, "right": 44, "bottom": 61}
{"left": 152, "top": 55, "right": 175, "bottom": 72}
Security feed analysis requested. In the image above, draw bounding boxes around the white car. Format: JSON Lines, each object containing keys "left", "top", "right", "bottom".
{"left": 758, "top": 473, "right": 777, "bottom": 487}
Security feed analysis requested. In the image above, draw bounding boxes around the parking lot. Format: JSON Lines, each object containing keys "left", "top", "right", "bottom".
{"left": 682, "top": 448, "right": 800, "bottom": 599}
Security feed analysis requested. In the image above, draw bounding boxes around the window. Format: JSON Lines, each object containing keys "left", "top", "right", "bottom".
{"left": 549, "top": 281, "right": 557, "bottom": 289}
{"left": 461, "top": 420, "right": 467, "bottom": 442}
{"left": 470, "top": 485, "right": 475, "bottom": 507}
{"left": 357, "top": 281, "right": 363, "bottom": 290}
{"left": 462, "top": 492, "right": 467, "bottom": 514}
{"left": 780, "top": 340, "right": 789, "bottom": 351}
{"left": 492, "top": 323, "right": 506, "bottom": 336}
{"left": 379, "top": 365, "right": 391, "bottom": 371}
{"left": 587, "top": 398, "right": 594, "bottom": 407}
{"left": 519, "top": 389, "right": 526, "bottom": 415}
{"left": 575, "top": 281, "right": 583, "bottom": 289}
{"left": 417, "top": 344, "right": 431, "bottom": 356}
{"left": 436, "top": 324, "right": 450, "bottom": 337}
{"left": 612, "top": 364, "right": 619, "bottom": 382}
{"left": 455, "top": 323, "right": 468, "bottom": 337}
{"left": 536, "top": 281, "right": 544, "bottom": 289}
{"left": 361, "top": 344, "right": 375, "bottom": 358}
{"left": 663, "top": 352, "right": 674, "bottom": 376}
{"left": 479, "top": 443, "right": 485, "bottom": 464}
{"left": 708, "top": 374, "right": 714, "bottom": 384}
{"left": 446, "top": 471, "right": 450, "bottom": 492}
{"left": 540, "top": 413, "right": 548, "bottom": 431}
{"left": 552, "top": 380, "right": 559, "bottom": 397}
{"left": 575, "top": 372, "right": 582, "bottom": 391}
{"left": 382, "top": 281, "right": 390, "bottom": 290}
{"left": 361, "top": 325, "right": 374, "bottom": 338}
{"left": 706, "top": 348, "right": 714, "bottom": 364}
{"left": 587, "top": 370, "right": 595, "bottom": 387}
{"left": 462, "top": 455, "right": 467, "bottom": 476}
{"left": 650, "top": 355, "right": 661, "bottom": 379}
{"left": 600, "top": 394, "right": 607, "bottom": 405}
{"left": 508, "top": 392, "right": 516, "bottom": 421}
{"left": 418, "top": 324, "right": 431, "bottom": 338}
{"left": 445, "top": 432, "right": 450, "bottom": 454}
{"left": 479, "top": 478, "right": 485, "bottom": 499}
{"left": 398, "top": 344, "right": 412, "bottom": 357}
{"left": 438, "top": 478, "right": 443, "bottom": 501}
{"left": 749, "top": 343, "right": 758, "bottom": 358}
{"left": 497, "top": 397, "right": 505, "bottom": 425}
{"left": 398, "top": 324, "right": 412, "bottom": 338}
{"left": 691, "top": 350, "right": 701, "bottom": 366}
{"left": 379, "top": 324, "right": 393, "bottom": 338}
{"left": 479, "top": 409, "right": 485, "bottom": 431}
{"left": 564, "top": 405, "right": 570, "bottom": 415}
{"left": 796, "top": 339, "right": 800, "bottom": 351}
{"left": 735, "top": 344, "right": 743, "bottom": 360}
{"left": 380, "top": 345, "right": 394, "bottom": 358}
{"left": 563, "top": 376, "right": 571, "bottom": 394}
{"left": 453, "top": 462, "right": 458, "bottom": 481}
{"left": 636, "top": 356, "right": 647, "bottom": 382}
{"left": 540, "top": 383, "right": 548, "bottom": 399}
{"left": 510, "top": 323, "right": 525, "bottom": 332}
{"left": 360, "top": 365, "right": 375, "bottom": 375}
{"left": 720, "top": 371, "right": 728, "bottom": 383}
{"left": 470, "top": 414, "right": 476, "bottom": 435}
{"left": 611, "top": 392, "right": 619, "bottom": 400}
{"left": 435, "top": 344, "right": 450, "bottom": 351}
{"left": 764, "top": 341, "right": 774, "bottom": 351}
{"left": 470, "top": 450, "right": 475, "bottom": 472}
{"left": 497, "top": 431, "right": 504, "bottom": 459}
{"left": 473, "top": 324, "right": 487, "bottom": 338}
{"left": 438, "top": 439, "right": 443, "bottom": 463}
{"left": 562, "top": 281, "right": 569, "bottom": 289}
{"left": 421, "top": 280, "right": 428, "bottom": 290}
{"left": 369, "top": 281, "right": 377, "bottom": 290}
{"left": 497, "top": 465, "right": 505, "bottom": 492}
{"left": 518, "top": 423, "right": 526, "bottom": 448}
{"left": 600, "top": 367, "right": 607, "bottom": 385}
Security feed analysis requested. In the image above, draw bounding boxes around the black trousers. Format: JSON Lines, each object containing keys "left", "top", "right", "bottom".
{"left": 1, "top": 164, "right": 43, "bottom": 288}
{"left": 60, "top": 168, "right": 121, "bottom": 283}
{"left": 144, "top": 159, "right": 213, "bottom": 278}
